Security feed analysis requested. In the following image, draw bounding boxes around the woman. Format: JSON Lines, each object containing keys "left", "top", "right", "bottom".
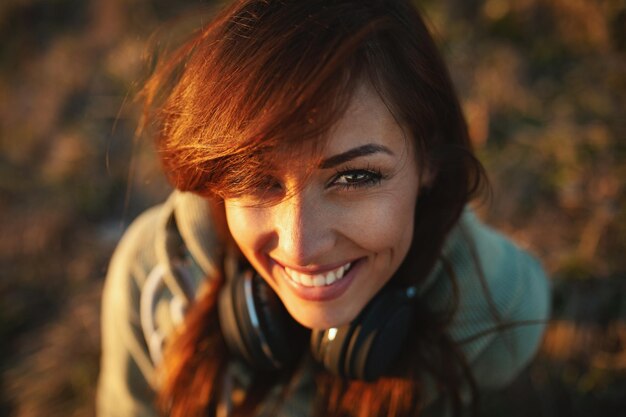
{"left": 97, "top": 1, "right": 550, "bottom": 416}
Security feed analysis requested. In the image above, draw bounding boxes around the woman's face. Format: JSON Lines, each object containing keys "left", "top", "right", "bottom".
{"left": 224, "top": 83, "right": 421, "bottom": 329}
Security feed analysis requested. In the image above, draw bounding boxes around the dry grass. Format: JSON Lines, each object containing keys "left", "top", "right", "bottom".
{"left": 1, "top": 0, "right": 624, "bottom": 415}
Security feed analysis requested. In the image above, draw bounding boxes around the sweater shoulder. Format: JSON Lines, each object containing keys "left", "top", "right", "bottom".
{"left": 422, "top": 210, "right": 551, "bottom": 388}
{"left": 97, "top": 204, "right": 165, "bottom": 417}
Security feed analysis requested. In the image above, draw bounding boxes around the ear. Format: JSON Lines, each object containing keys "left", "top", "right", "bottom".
{"left": 419, "top": 164, "right": 437, "bottom": 190}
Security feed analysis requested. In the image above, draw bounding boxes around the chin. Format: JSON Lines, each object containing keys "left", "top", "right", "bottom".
{"left": 284, "top": 301, "right": 360, "bottom": 330}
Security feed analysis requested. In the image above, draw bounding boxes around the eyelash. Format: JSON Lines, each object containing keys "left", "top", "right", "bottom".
{"left": 329, "top": 165, "right": 385, "bottom": 190}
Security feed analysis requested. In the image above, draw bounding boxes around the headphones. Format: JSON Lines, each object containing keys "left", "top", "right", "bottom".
{"left": 168, "top": 191, "right": 417, "bottom": 380}
{"left": 217, "top": 265, "right": 417, "bottom": 381}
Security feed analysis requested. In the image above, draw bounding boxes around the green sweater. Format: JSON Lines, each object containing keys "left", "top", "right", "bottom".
{"left": 96, "top": 191, "right": 550, "bottom": 416}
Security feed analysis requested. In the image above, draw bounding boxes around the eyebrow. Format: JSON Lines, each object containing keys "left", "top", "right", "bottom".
{"left": 319, "top": 144, "right": 394, "bottom": 169}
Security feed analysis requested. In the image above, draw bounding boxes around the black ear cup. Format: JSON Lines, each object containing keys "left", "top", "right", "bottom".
{"left": 219, "top": 266, "right": 415, "bottom": 379}
{"left": 218, "top": 274, "right": 253, "bottom": 363}
{"left": 310, "top": 288, "right": 415, "bottom": 381}
{"left": 218, "top": 271, "right": 306, "bottom": 370}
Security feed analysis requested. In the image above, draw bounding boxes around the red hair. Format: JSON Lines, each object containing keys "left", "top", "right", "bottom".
{"left": 140, "top": 0, "right": 487, "bottom": 416}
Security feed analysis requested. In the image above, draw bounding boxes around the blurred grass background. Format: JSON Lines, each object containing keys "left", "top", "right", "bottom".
{"left": 0, "top": 0, "right": 624, "bottom": 416}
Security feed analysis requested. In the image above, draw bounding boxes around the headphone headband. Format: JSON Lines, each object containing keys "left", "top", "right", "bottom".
{"left": 219, "top": 269, "right": 416, "bottom": 380}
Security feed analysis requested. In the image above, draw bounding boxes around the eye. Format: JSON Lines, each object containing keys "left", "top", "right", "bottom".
{"left": 223, "top": 175, "right": 283, "bottom": 203}
{"left": 255, "top": 175, "right": 282, "bottom": 192}
{"left": 329, "top": 167, "right": 384, "bottom": 190}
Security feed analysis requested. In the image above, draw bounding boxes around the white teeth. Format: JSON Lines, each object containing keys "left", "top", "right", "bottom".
{"left": 313, "top": 275, "right": 326, "bottom": 286}
{"left": 284, "top": 262, "right": 352, "bottom": 288}
{"left": 338, "top": 263, "right": 350, "bottom": 279}
{"left": 300, "top": 274, "right": 313, "bottom": 286}
{"left": 289, "top": 272, "right": 301, "bottom": 284}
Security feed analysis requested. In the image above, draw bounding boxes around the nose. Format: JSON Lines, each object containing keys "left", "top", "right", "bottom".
{"left": 271, "top": 190, "right": 335, "bottom": 266}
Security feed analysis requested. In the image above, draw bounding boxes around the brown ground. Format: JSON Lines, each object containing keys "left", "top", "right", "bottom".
{"left": 1, "top": 0, "right": 625, "bottom": 416}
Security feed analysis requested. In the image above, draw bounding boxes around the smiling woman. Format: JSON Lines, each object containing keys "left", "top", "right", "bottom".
{"left": 97, "top": 1, "right": 550, "bottom": 417}
{"left": 224, "top": 83, "right": 420, "bottom": 329}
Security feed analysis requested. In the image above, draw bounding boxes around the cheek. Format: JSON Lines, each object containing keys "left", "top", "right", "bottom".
{"left": 340, "top": 190, "right": 417, "bottom": 255}
{"left": 224, "top": 204, "right": 263, "bottom": 255}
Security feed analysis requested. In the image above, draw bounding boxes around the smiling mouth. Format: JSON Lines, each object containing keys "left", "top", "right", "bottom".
{"left": 283, "top": 262, "right": 353, "bottom": 288}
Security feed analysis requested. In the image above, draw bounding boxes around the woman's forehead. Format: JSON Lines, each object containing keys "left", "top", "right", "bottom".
{"left": 276, "top": 83, "right": 410, "bottom": 164}
{"left": 326, "top": 83, "right": 408, "bottom": 151}
{"left": 237, "top": 82, "right": 412, "bottom": 187}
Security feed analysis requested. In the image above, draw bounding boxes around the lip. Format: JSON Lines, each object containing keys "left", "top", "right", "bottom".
{"left": 275, "top": 257, "right": 364, "bottom": 302}
{"left": 272, "top": 258, "right": 354, "bottom": 274}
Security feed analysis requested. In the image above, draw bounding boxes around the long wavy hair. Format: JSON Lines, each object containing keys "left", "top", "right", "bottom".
{"left": 139, "top": 1, "right": 487, "bottom": 416}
